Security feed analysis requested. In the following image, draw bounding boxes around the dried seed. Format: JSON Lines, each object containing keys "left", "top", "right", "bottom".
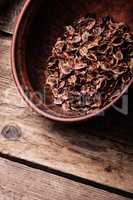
{"left": 59, "top": 80, "right": 66, "bottom": 89}
{"left": 82, "top": 31, "right": 90, "bottom": 42}
{"left": 79, "top": 46, "right": 88, "bottom": 57}
{"left": 86, "top": 18, "right": 96, "bottom": 30}
{"left": 66, "top": 25, "right": 75, "bottom": 36}
{"left": 93, "top": 26, "right": 104, "bottom": 36}
{"left": 112, "top": 36, "right": 123, "bottom": 46}
{"left": 129, "top": 58, "right": 133, "bottom": 70}
{"left": 125, "top": 33, "right": 133, "bottom": 43}
{"left": 87, "top": 53, "right": 97, "bottom": 61}
{"left": 74, "top": 63, "right": 87, "bottom": 70}
{"left": 118, "top": 24, "right": 129, "bottom": 34}
{"left": 97, "top": 43, "right": 109, "bottom": 54}
{"left": 72, "top": 35, "right": 81, "bottom": 43}
{"left": 96, "top": 77, "right": 106, "bottom": 90}
{"left": 62, "top": 101, "right": 70, "bottom": 111}
{"left": 86, "top": 40, "right": 99, "bottom": 49}
{"left": 59, "top": 61, "right": 72, "bottom": 75}
{"left": 113, "top": 50, "right": 123, "bottom": 61}
{"left": 54, "top": 98, "right": 63, "bottom": 105}
{"left": 62, "top": 90, "right": 69, "bottom": 100}
{"left": 112, "top": 67, "right": 125, "bottom": 75}
{"left": 100, "top": 63, "right": 111, "bottom": 71}
{"left": 52, "top": 88, "right": 59, "bottom": 98}
{"left": 54, "top": 38, "right": 65, "bottom": 53}
{"left": 68, "top": 75, "right": 77, "bottom": 85}
{"left": 45, "top": 15, "right": 133, "bottom": 115}
{"left": 46, "top": 75, "right": 57, "bottom": 87}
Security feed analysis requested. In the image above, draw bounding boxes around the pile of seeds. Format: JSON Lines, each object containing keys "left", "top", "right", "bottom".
{"left": 45, "top": 15, "right": 133, "bottom": 114}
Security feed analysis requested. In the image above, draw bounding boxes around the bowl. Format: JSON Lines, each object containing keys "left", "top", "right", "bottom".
{"left": 12, "top": 0, "right": 133, "bottom": 122}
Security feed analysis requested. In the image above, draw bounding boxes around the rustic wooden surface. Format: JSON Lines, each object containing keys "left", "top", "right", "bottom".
{"left": 0, "top": 157, "right": 132, "bottom": 200}
{"left": 0, "top": 0, "right": 24, "bottom": 34}
{"left": 0, "top": 0, "right": 133, "bottom": 197}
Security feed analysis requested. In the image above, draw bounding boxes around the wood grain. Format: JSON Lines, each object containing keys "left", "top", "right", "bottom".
{"left": 0, "top": 156, "right": 132, "bottom": 200}
{"left": 0, "top": 37, "right": 133, "bottom": 193}
{"left": 0, "top": 0, "right": 133, "bottom": 194}
{"left": 0, "top": 0, "right": 24, "bottom": 34}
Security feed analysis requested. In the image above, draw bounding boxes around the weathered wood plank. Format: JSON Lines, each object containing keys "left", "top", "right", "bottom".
{"left": 0, "top": 0, "right": 24, "bottom": 34}
{"left": 0, "top": 37, "right": 133, "bottom": 193}
{"left": 0, "top": 157, "right": 132, "bottom": 200}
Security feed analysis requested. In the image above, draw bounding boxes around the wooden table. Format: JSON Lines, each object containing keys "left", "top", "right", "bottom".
{"left": 0, "top": 1, "right": 133, "bottom": 199}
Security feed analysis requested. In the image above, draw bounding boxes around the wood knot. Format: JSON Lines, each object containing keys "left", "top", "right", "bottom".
{"left": 104, "top": 165, "right": 112, "bottom": 172}
{"left": 1, "top": 124, "right": 22, "bottom": 141}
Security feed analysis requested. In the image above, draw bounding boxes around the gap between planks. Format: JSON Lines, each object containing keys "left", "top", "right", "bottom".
{"left": 0, "top": 152, "right": 133, "bottom": 199}
{"left": 0, "top": 154, "right": 132, "bottom": 200}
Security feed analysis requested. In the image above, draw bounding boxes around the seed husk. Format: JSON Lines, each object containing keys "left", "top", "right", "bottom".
{"left": 45, "top": 14, "right": 133, "bottom": 115}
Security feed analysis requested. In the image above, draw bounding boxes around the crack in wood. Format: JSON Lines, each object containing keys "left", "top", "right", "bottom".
{"left": 0, "top": 152, "right": 132, "bottom": 199}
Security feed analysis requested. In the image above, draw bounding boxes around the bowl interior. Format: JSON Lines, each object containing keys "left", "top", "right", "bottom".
{"left": 14, "top": 0, "right": 133, "bottom": 121}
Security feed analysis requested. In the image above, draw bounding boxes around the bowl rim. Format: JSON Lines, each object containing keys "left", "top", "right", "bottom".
{"left": 11, "top": 0, "right": 133, "bottom": 122}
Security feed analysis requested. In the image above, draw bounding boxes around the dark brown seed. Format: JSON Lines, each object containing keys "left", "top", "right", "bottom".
{"left": 86, "top": 18, "right": 96, "bottom": 30}
{"left": 59, "top": 61, "right": 72, "bottom": 75}
{"left": 87, "top": 53, "right": 97, "bottom": 61}
{"left": 82, "top": 31, "right": 90, "bottom": 42}
{"left": 72, "top": 35, "right": 81, "bottom": 43}
{"left": 112, "top": 36, "right": 123, "bottom": 46}
{"left": 113, "top": 50, "right": 123, "bottom": 61}
{"left": 125, "top": 33, "right": 133, "bottom": 43}
{"left": 45, "top": 15, "right": 133, "bottom": 115}
{"left": 66, "top": 26, "right": 75, "bottom": 36}
{"left": 79, "top": 46, "right": 88, "bottom": 57}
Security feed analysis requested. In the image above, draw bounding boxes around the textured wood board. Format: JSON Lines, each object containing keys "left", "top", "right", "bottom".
{"left": 0, "top": 156, "right": 132, "bottom": 200}
{"left": 0, "top": 0, "right": 24, "bottom": 34}
{"left": 0, "top": 37, "right": 133, "bottom": 193}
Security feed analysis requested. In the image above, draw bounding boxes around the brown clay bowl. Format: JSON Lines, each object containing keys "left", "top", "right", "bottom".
{"left": 12, "top": 0, "right": 133, "bottom": 122}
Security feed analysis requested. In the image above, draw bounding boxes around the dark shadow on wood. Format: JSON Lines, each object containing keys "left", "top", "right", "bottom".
{"left": 0, "top": 30, "right": 12, "bottom": 38}
{"left": 50, "top": 86, "right": 133, "bottom": 147}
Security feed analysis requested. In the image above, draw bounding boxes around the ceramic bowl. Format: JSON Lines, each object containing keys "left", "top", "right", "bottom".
{"left": 11, "top": 0, "right": 133, "bottom": 122}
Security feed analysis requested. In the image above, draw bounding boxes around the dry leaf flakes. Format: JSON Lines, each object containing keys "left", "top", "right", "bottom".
{"left": 45, "top": 15, "right": 133, "bottom": 114}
